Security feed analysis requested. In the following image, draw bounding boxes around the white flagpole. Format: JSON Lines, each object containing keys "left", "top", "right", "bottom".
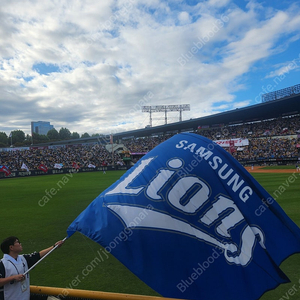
{"left": 23, "top": 237, "right": 67, "bottom": 276}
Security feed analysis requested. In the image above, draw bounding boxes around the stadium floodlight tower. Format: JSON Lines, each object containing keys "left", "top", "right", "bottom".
{"left": 142, "top": 104, "right": 190, "bottom": 127}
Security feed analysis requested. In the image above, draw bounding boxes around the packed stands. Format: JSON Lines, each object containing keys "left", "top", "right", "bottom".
{"left": 0, "top": 115, "right": 299, "bottom": 172}
{"left": 124, "top": 115, "right": 300, "bottom": 164}
{"left": 0, "top": 144, "right": 124, "bottom": 172}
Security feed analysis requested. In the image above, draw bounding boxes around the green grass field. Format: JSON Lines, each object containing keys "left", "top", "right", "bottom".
{"left": 1, "top": 169, "right": 300, "bottom": 299}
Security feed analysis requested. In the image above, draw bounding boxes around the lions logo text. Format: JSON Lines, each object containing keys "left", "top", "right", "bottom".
{"left": 104, "top": 155, "right": 265, "bottom": 266}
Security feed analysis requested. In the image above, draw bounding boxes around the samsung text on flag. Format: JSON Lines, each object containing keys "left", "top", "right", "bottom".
{"left": 175, "top": 140, "right": 253, "bottom": 202}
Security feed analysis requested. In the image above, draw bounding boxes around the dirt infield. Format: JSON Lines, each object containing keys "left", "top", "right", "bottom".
{"left": 245, "top": 166, "right": 299, "bottom": 173}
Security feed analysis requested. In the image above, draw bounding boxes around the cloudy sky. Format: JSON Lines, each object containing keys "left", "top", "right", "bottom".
{"left": 1, "top": 0, "right": 300, "bottom": 136}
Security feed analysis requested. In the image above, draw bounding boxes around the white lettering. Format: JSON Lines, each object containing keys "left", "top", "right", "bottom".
{"left": 106, "top": 157, "right": 155, "bottom": 195}
{"left": 168, "top": 177, "right": 210, "bottom": 213}
{"left": 146, "top": 169, "right": 175, "bottom": 200}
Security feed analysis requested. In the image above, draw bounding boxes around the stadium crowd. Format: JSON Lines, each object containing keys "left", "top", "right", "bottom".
{"left": 0, "top": 116, "right": 299, "bottom": 171}
{"left": 197, "top": 115, "right": 300, "bottom": 140}
{"left": 0, "top": 143, "right": 123, "bottom": 171}
{"left": 124, "top": 116, "right": 300, "bottom": 161}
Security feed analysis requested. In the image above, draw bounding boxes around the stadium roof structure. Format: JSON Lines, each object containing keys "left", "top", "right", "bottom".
{"left": 114, "top": 92, "right": 300, "bottom": 140}
{"left": 34, "top": 92, "right": 300, "bottom": 146}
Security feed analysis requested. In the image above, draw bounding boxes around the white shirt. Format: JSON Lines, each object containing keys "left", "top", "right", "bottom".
{"left": 1, "top": 254, "right": 30, "bottom": 300}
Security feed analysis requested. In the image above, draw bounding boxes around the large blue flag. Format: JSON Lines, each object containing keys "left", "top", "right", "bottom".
{"left": 67, "top": 133, "right": 300, "bottom": 300}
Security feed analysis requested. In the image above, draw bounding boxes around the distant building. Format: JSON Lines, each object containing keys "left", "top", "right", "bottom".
{"left": 31, "top": 121, "right": 54, "bottom": 136}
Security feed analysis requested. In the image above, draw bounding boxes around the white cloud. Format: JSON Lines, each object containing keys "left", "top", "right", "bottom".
{"left": 208, "top": 0, "right": 231, "bottom": 8}
{"left": 178, "top": 11, "right": 191, "bottom": 25}
{"left": 0, "top": 0, "right": 300, "bottom": 135}
{"left": 232, "top": 100, "right": 251, "bottom": 109}
{"left": 265, "top": 58, "right": 300, "bottom": 78}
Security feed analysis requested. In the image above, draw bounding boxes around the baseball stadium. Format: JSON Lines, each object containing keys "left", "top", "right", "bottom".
{"left": 1, "top": 84, "right": 300, "bottom": 300}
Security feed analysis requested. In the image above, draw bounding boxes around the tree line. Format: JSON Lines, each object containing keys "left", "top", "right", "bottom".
{"left": 0, "top": 128, "right": 99, "bottom": 147}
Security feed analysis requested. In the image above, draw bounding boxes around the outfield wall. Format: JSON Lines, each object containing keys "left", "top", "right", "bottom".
{"left": 240, "top": 157, "right": 300, "bottom": 166}
{"left": 1, "top": 157, "right": 299, "bottom": 179}
{"left": 0, "top": 165, "right": 131, "bottom": 179}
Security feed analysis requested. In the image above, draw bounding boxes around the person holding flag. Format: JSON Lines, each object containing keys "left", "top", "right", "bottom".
{"left": 72, "top": 162, "right": 80, "bottom": 170}
{"left": 0, "top": 166, "right": 11, "bottom": 177}
{"left": 20, "top": 163, "right": 29, "bottom": 172}
{"left": 38, "top": 164, "right": 48, "bottom": 173}
{"left": 0, "top": 236, "right": 64, "bottom": 300}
